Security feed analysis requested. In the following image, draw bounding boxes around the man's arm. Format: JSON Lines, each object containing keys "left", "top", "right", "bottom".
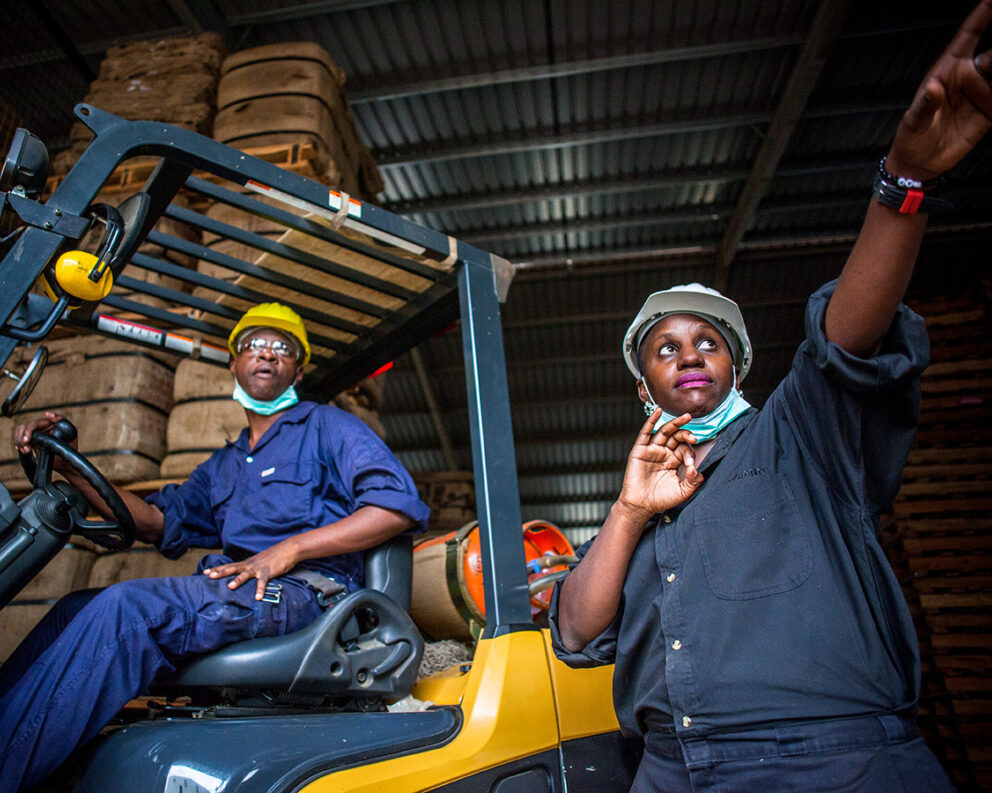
{"left": 825, "top": 1, "right": 992, "bottom": 355}
{"left": 202, "top": 505, "right": 414, "bottom": 600}
{"left": 13, "top": 410, "right": 165, "bottom": 543}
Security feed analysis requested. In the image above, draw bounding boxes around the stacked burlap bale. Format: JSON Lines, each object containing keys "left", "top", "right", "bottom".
{"left": 0, "top": 544, "right": 96, "bottom": 661}
{"left": 413, "top": 472, "right": 476, "bottom": 539}
{"left": 160, "top": 358, "right": 246, "bottom": 479}
{"left": 86, "top": 542, "right": 207, "bottom": 588}
{"left": 160, "top": 361, "right": 389, "bottom": 479}
{"left": 51, "top": 32, "right": 226, "bottom": 175}
{"left": 0, "top": 336, "right": 178, "bottom": 490}
{"left": 213, "top": 41, "right": 383, "bottom": 198}
{"left": 333, "top": 376, "right": 386, "bottom": 439}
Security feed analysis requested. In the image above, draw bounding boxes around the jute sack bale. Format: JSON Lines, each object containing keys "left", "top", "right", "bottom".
{"left": 17, "top": 545, "right": 97, "bottom": 599}
{"left": 0, "top": 336, "right": 177, "bottom": 489}
{"left": 200, "top": 214, "right": 442, "bottom": 364}
{"left": 217, "top": 48, "right": 364, "bottom": 172}
{"left": 52, "top": 32, "right": 226, "bottom": 174}
{"left": 160, "top": 359, "right": 246, "bottom": 479}
{"left": 87, "top": 543, "right": 211, "bottom": 588}
{"left": 221, "top": 41, "right": 346, "bottom": 85}
{"left": 197, "top": 191, "right": 306, "bottom": 284}
{"left": 413, "top": 471, "right": 476, "bottom": 538}
{"left": 0, "top": 403, "right": 169, "bottom": 489}
{"left": 0, "top": 604, "right": 51, "bottom": 662}
{"left": 332, "top": 376, "right": 386, "bottom": 439}
{"left": 0, "top": 545, "right": 98, "bottom": 662}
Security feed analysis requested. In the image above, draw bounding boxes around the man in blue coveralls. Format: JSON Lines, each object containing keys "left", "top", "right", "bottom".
{"left": 0, "top": 301, "right": 429, "bottom": 792}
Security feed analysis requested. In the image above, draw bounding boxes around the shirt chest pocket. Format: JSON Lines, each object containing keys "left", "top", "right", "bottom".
{"left": 253, "top": 461, "right": 316, "bottom": 524}
{"left": 692, "top": 473, "right": 812, "bottom": 600}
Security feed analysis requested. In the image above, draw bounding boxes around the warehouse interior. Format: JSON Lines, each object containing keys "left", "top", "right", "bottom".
{"left": 0, "top": 1, "right": 990, "bottom": 790}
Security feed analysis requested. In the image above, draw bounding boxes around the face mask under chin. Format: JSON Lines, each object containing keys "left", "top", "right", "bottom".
{"left": 641, "top": 370, "right": 751, "bottom": 442}
{"left": 232, "top": 381, "right": 300, "bottom": 415}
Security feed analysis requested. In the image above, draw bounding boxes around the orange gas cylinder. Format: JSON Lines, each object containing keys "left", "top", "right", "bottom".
{"left": 410, "top": 520, "right": 576, "bottom": 642}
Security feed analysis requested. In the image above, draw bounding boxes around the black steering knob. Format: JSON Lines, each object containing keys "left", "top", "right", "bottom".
{"left": 50, "top": 418, "right": 77, "bottom": 444}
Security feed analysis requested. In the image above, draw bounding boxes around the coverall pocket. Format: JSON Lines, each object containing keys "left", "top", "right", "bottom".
{"left": 694, "top": 473, "right": 812, "bottom": 600}
{"left": 255, "top": 461, "right": 315, "bottom": 522}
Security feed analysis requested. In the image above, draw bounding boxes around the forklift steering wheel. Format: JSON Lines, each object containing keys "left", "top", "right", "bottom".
{"left": 18, "top": 419, "right": 136, "bottom": 551}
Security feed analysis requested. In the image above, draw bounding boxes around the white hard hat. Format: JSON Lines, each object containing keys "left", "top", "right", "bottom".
{"left": 622, "top": 283, "right": 752, "bottom": 381}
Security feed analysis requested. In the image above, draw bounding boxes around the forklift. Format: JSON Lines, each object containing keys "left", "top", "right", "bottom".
{"left": 0, "top": 105, "right": 636, "bottom": 792}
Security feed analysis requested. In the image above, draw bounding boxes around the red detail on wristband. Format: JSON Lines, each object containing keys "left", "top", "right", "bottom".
{"left": 369, "top": 361, "right": 393, "bottom": 378}
{"left": 899, "top": 189, "right": 924, "bottom": 213}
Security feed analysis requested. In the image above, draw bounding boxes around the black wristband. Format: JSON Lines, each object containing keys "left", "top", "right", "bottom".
{"left": 872, "top": 173, "right": 953, "bottom": 215}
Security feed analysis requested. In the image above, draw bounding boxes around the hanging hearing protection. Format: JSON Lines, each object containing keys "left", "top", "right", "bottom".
{"left": 40, "top": 203, "right": 124, "bottom": 306}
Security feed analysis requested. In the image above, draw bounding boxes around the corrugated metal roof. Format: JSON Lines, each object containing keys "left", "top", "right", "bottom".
{"left": 1, "top": 0, "right": 990, "bottom": 535}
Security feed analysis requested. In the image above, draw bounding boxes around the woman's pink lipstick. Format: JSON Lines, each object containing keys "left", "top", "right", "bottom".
{"left": 676, "top": 373, "right": 712, "bottom": 388}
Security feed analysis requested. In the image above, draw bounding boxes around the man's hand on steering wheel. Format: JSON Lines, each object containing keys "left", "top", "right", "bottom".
{"left": 14, "top": 411, "right": 75, "bottom": 466}
{"left": 13, "top": 410, "right": 137, "bottom": 550}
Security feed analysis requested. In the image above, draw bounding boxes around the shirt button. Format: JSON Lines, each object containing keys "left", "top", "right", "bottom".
{"left": 666, "top": 573, "right": 676, "bottom": 583}
{"left": 672, "top": 640, "right": 682, "bottom": 650}
{"left": 663, "top": 515, "right": 672, "bottom": 524}
{"left": 682, "top": 716, "right": 692, "bottom": 728}
{"left": 246, "top": 456, "right": 253, "bottom": 463}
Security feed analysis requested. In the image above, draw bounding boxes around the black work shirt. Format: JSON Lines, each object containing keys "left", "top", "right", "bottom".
{"left": 549, "top": 281, "right": 929, "bottom": 739}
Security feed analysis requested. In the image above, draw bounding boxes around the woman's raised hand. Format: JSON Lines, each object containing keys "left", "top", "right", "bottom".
{"left": 617, "top": 410, "right": 704, "bottom": 521}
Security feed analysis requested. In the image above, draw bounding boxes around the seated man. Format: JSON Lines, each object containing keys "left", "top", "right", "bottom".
{"left": 0, "top": 302, "right": 429, "bottom": 793}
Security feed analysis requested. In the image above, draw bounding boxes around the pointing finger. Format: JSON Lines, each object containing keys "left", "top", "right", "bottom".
{"left": 946, "top": 0, "right": 992, "bottom": 58}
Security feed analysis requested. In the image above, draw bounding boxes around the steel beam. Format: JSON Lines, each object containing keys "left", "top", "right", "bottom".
{"left": 351, "top": 35, "right": 804, "bottom": 103}
{"left": 373, "top": 98, "right": 909, "bottom": 168}
{"left": 409, "top": 346, "right": 458, "bottom": 470}
{"left": 227, "top": 0, "right": 407, "bottom": 27}
{"left": 714, "top": 0, "right": 854, "bottom": 291}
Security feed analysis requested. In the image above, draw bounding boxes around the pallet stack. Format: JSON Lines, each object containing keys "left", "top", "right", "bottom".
{"left": 886, "top": 285, "right": 992, "bottom": 793}
{"left": 51, "top": 33, "right": 226, "bottom": 175}
{"left": 213, "top": 41, "right": 383, "bottom": 197}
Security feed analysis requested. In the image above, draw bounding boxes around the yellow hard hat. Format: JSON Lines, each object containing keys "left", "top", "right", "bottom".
{"left": 228, "top": 302, "right": 311, "bottom": 366}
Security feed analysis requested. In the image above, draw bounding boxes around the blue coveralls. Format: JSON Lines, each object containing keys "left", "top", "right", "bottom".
{"left": 0, "top": 401, "right": 429, "bottom": 792}
{"left": 549, "top": 282, "right": 956, "bottom": 792}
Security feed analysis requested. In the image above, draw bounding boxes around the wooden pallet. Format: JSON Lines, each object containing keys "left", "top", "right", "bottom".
{"left": 888, "top": 288, "right": 992, "bottom": 793}
{"left": 44, "top": 141, "right": 325, "bottom": 196}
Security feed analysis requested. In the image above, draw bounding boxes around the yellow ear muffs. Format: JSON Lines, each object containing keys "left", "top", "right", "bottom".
{"left": 52, "top": 250, "right": 114, "bottom": 302}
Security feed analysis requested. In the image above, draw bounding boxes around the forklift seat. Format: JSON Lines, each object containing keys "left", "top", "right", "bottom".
{"left": 158, "top": 534, "right": 424, "bottom": 702}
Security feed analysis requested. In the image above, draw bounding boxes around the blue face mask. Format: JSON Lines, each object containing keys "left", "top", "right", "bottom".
{"left": 232, "top": 382, "right": 299, "bottom": 416}
{"left": 643, "top": 373, "right": 751, "bottom": 442}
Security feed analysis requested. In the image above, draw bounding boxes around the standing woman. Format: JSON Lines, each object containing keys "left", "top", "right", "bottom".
{"left": 551, "top": 4, "right": 992, "bottom": 792}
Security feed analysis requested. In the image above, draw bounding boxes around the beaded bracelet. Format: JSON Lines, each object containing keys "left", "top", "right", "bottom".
{"left": 877, "top": 157, "right": 943, "bottom": 191}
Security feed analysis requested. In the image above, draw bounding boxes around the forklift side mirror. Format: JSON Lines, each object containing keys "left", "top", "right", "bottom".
{"left": 1, "top": 345, "right": 47, "bottom": 417}
{"left": 0, "top": 129, "right": 50, "bottom": 197}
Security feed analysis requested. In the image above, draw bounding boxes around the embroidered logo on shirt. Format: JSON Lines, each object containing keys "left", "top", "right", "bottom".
{"left": 261, "top": 467, "right": 275, "bottom": 477}
{"left": 727, "top": 466, "right": 766, "bottom": 483}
